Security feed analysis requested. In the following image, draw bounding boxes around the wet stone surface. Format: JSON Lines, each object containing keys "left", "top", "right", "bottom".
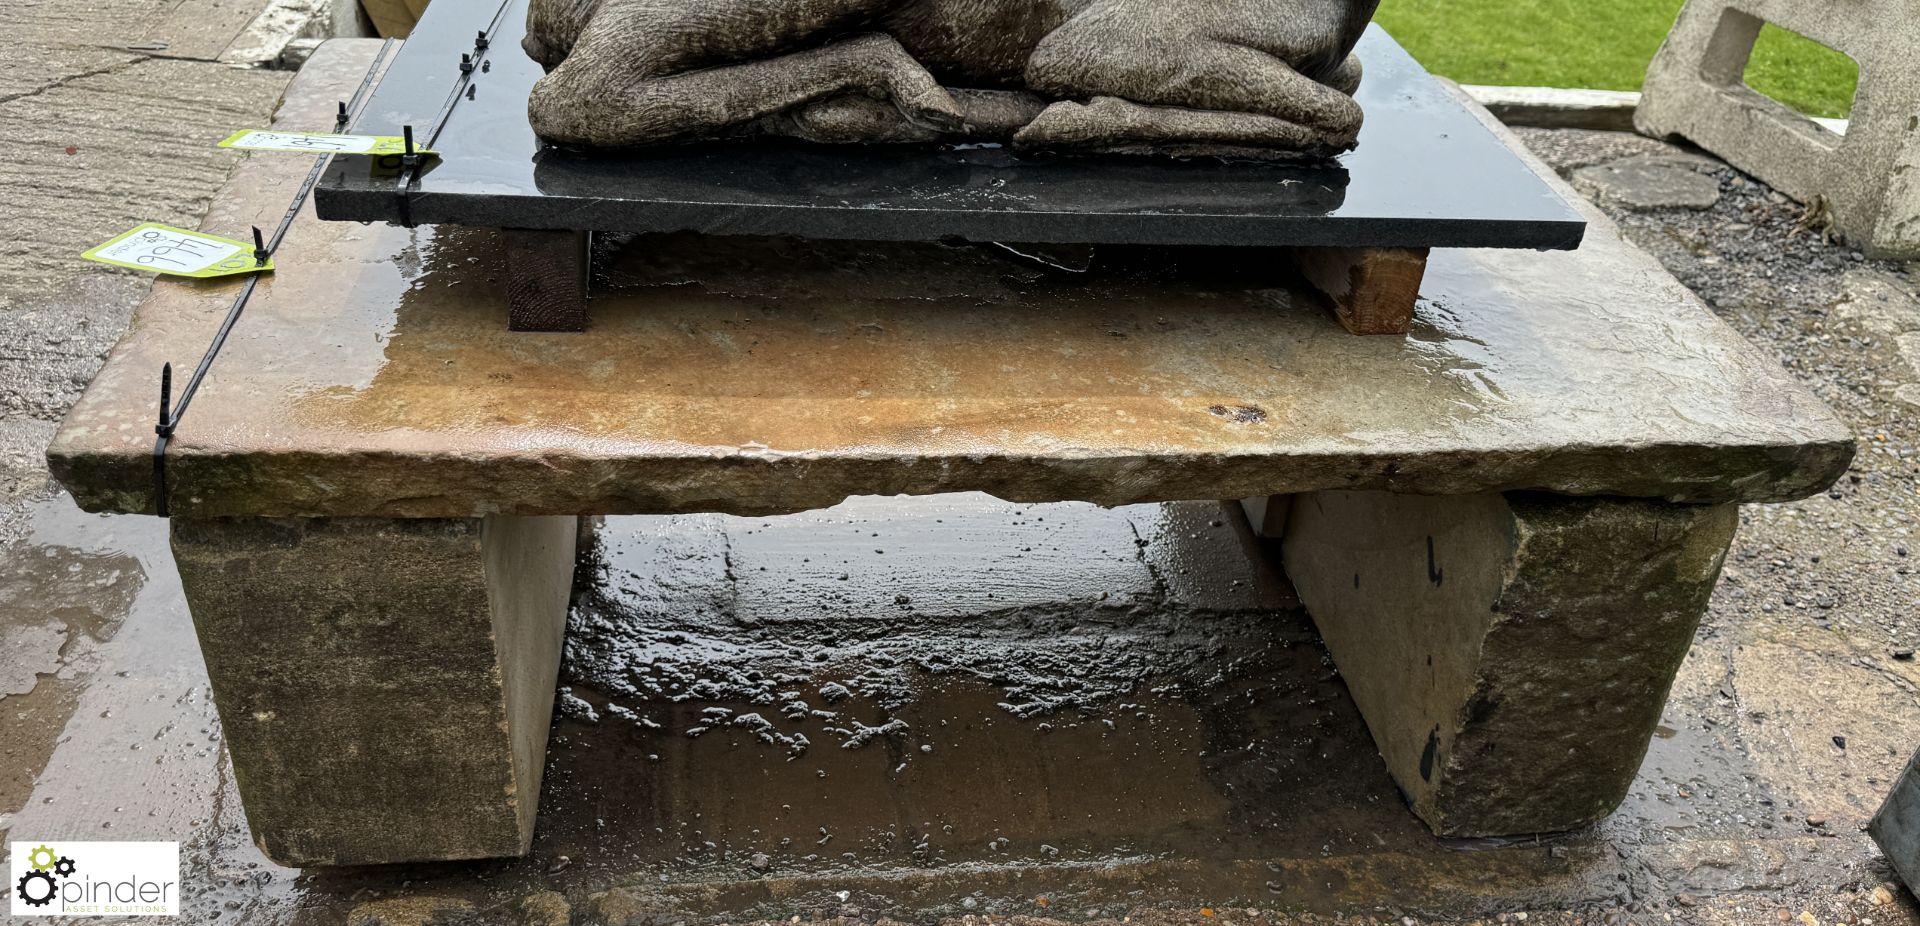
{"left": 0, "top": 482, "right": 1912, "bottom": 925}
{"left": 0, "top": 500, "right": 152, "bottom": 825}
{"left": 292, "top": 496, "right": 1628, "bottom": 919}
{"left": 0, "top": 43, "right": 1917, "bottom": 926}
{"left": 49, "top": 42, "right": 1847, "bottom": 519}
{"left": 561, "top": 496, "right": 1285, "bottom": 725}
{"left": 25, "top": 489, "right": 1893, "bottom": 926}
{"left": 1513, "top": 125, "right": 1920, "bottom": 668}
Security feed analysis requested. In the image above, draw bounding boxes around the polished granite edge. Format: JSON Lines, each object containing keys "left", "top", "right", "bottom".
{"left": 313, "top": 0, "right": 1586, "bottom": 250}
{"left": 314, "top": 189, "right": 1589, "bottom": 250}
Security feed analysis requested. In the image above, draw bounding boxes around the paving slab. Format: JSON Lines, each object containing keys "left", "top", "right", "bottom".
{"left": 0, "top": 0, "right": 339, "bottom": 64}
{"left": 48, "top": 41, "right": 1852, "bottom": 519}
{"left": 0, "top": 44, "right": 142, "bottom": 102}
{"left": 1572, "top": 155, "right": 1726, "bottom": 212}
{"left": 0, "top": 56, "right": 289, "bottom": 310}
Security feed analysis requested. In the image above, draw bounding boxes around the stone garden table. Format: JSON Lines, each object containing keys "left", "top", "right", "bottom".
{"left": 49, "top": 42, "right": 1853, "bottom": 867}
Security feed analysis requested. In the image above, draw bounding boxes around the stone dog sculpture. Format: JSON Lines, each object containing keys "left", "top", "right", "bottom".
{"left": 523, "top": 0, "right": 1384, "bottom": 158}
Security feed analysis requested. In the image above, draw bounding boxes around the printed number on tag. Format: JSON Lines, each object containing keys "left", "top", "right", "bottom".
{"left": 219, "top": 129, "right": 432, "bottom": 156}
{"left": 82, "top": 224, "right": 272, "bottom": 278}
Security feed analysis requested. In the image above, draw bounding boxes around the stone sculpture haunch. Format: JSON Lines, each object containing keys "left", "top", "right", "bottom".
{"left": 523, "top": 0, "right": 1384, "bottom": 158}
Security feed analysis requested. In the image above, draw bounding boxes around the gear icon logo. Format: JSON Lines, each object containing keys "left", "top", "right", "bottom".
{"left": 26, "top": 845, "right": 56, "bottom": 871}
{"left": 15, "top": 845, "right": 77, "bottom": 910}
{"left": 15, "top": 869, "right": 56, "bottom": 908}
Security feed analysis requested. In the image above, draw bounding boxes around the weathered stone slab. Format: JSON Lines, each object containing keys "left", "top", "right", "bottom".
{"left": 1279, "top": 490, "right": 1738, "bottom": 836}
{"left": 1636, "top": 0, "right": 1920, "bottom": 259}
{"left": 1572, "top": 155, "right": 1724, "bottom": 212}
{"left": 173, "top": 515, "right": 576, "bottom": 865}
{"left": 47, "top": 45, "right": 1851, "bottom": 518}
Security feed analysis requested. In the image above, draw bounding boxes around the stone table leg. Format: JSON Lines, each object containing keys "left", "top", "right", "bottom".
{"left": 171, "top": 516, "right": 577, "bottom": 866}
{"left": 1255, "top": 490, "right": 1737, "bottom": 837}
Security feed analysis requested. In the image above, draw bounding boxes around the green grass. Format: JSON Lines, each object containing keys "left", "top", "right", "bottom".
{"left": 1373, "top": 0, "right": 1860, "bottom": 118}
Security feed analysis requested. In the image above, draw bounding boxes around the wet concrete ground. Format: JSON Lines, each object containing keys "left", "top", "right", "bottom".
{"left": 5, "top": 131, "right": 1920, "bottom": 924}
{"left": 2, "top": 483, "right": 1917, "bottom": 925}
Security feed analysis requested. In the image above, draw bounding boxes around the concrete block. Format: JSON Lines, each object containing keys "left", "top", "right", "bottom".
{"left": 1636, "top": 0, "right": 1920, "bottom": 258}
{"left": 1281, "top": 491, "right": 1738, "bottom": 836}
{"left": 171, "top": 515, "right": 576, "bottom": 866}
{"left": 1872, "top": 748, "right": 1920, "bottom": 893}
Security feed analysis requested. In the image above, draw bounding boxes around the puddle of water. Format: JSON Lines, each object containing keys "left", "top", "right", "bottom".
{"left": 0, "top": 492, "right": 1802, "bottom": 923}
{"left": 0, "top": 495, "right": 165, "bottom": 837}
{"left": 481, "top": 498, "right": 1604, "bottom": 917}
{"left": 541, "top": 675, "right": 1236, "bottom": 870}
{"left": 563, "top": 497, "right": 1307, "bottom": 730}
{"left": 0, "top": 494, "right": 310, "bottom": 921}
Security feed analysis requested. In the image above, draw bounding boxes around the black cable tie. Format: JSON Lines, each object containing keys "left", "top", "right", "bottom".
{"left": 474, "top": 29, "right": 490, "bottom": 50}
{"left": 149, "top": 39, "right": 395, "bottom": 520}
{"left": 396, "top": 123, "right": 421, "bottom": 227}
{"left": 156, "top": 362, "right": 173, "bottom": 438}
{"left": 153, "top": 362, "right": 173, "bottom": 517}
{"left": 459, "top": 52, "right": 475, "bottom": 74}
{"left": 335, "top": 100, "right": 349, "bottom": 132}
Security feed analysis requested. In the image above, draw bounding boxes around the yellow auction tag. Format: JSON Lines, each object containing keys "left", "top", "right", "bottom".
{"left": 82, "top": 224, "right": 273, "bottom": 278}
{"left": 218, "top": 129, "right": 435, "bottom": 156}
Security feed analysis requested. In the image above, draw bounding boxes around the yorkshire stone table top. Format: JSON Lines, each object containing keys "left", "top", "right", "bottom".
{"left": 310, "top": 0, "right": 1586, "bottom": 252}
{"left": 49, "top": 41, "right": 1851, "bottom": 519}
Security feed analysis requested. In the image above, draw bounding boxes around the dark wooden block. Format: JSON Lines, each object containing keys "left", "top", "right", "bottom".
{"left": 1290, "top": 246, "right": 1430, "bottom": 335}
{"left": 505, "top": 228, "right": 589, "bottom": 332}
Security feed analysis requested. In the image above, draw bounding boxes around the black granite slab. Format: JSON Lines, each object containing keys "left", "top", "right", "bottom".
{"left": 314, "top": 0, "right": 1586, "bottom": 250}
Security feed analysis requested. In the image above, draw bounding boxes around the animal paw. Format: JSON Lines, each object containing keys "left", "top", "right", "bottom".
{"left": 1012, "top": 99, "right": 1129, "bottom": 150}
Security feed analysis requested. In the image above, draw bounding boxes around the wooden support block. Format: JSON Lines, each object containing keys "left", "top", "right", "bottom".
{"left": 505, "top": 228, "right": 590, "bottom": 332}
{"left": 1290, "top": 246, "right": 1430, "bottom": 335}
{"left": 359, "top": 0, "right": 431, "bottom": 37}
